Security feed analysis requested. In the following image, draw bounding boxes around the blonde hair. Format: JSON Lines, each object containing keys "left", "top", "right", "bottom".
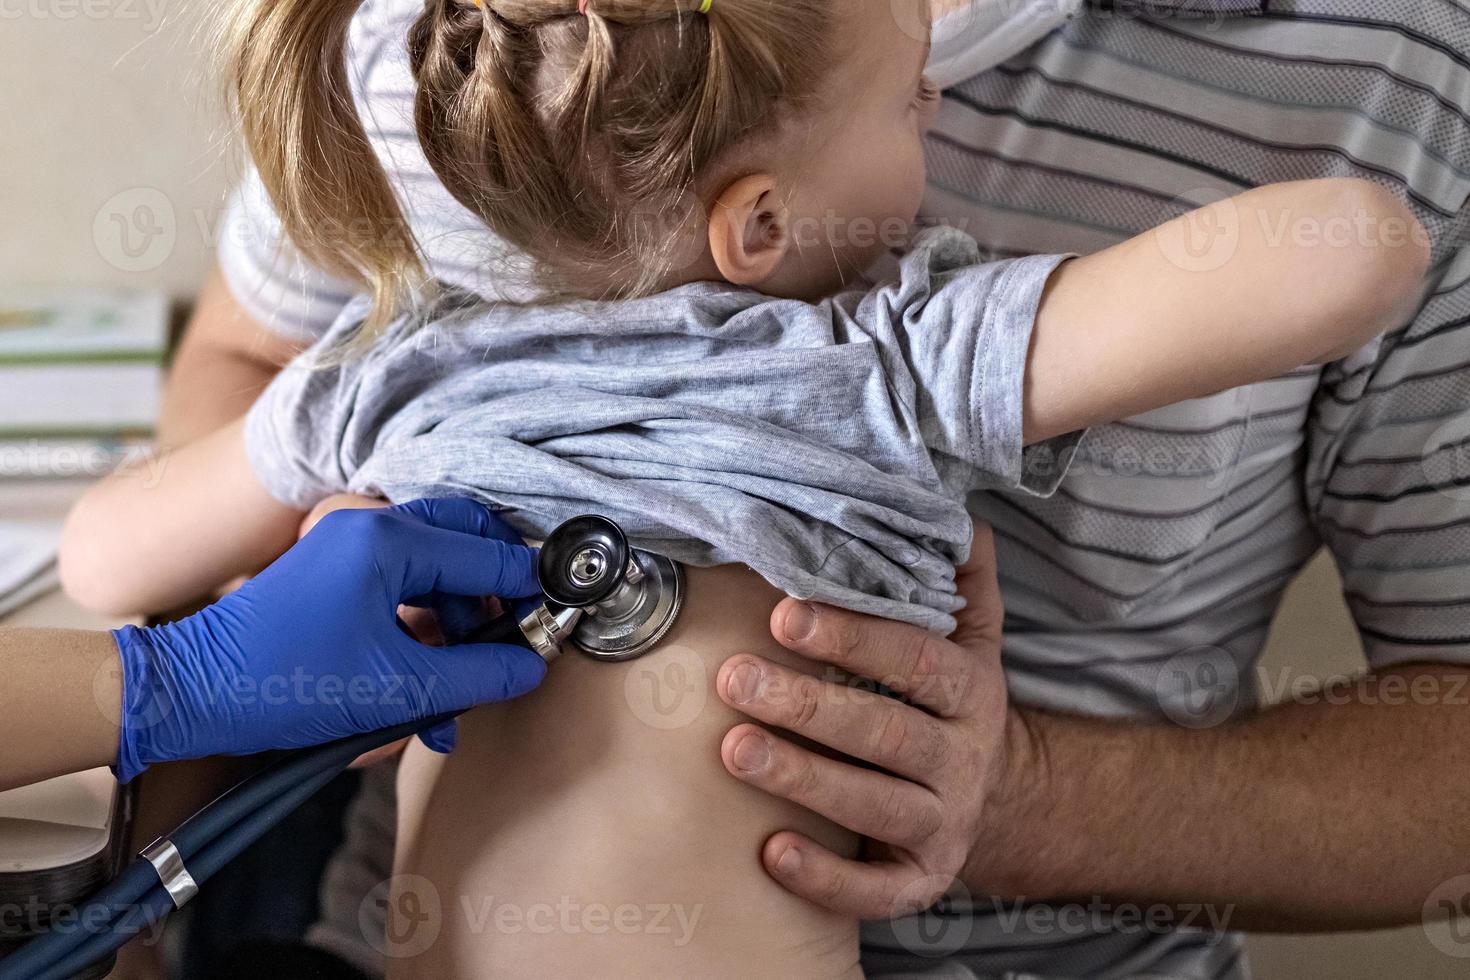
{"left": 220, "top": 0, "right": 835, "bottom": 330}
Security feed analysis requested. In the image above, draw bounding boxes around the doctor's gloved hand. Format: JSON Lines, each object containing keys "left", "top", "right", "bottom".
{"left": 110, "top": 498, "right": 548, "bottom": 783}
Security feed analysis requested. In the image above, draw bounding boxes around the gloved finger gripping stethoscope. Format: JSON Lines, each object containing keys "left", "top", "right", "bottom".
{"left": 0, "top": 515, "right": 684, "bottom": 980}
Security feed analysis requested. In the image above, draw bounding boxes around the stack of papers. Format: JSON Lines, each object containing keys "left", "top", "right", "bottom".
{"left": 0, "top": 286, "right": 166, "bottom": 479}
{"left": 0, "top": 286, "right": 166, "bottom": 617}
{"left": 0, "top": 518, "right": 60, "bottom": 620}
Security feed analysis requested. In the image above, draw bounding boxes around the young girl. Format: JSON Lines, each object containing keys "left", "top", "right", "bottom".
{"left": 61, "top": 0, "right": 1428, "bottom": 976}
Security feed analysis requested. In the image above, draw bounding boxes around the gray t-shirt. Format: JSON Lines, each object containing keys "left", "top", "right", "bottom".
{"left": 246, "top": 228, "right": 1077, "bottom": 632}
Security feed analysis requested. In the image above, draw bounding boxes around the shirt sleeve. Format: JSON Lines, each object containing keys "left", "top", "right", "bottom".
{"left": 216, "top": 166, "right": 362, "bottom": 343}
{"left": 1307, "top": 246, "right": 1470, "bottom": 670}
{"left": 242, "top": 298, "right": 379, "bottom": 509}
{"left": 855, "top": 229, "right": 1080, "bottom": 497}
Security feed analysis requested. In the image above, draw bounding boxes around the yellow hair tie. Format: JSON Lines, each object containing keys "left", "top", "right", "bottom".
{"left": 697, "top": 0, "right": 712, "bottom": 12}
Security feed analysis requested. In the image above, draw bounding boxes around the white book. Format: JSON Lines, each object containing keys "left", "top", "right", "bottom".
{"left": 0, "top": 286, "right": 168, "bottom": 358}
{"left": 0, "top": 363, "right": 161, "bottom": 435}
{"left": 0, "top": 286, "right": 168, "bottom": 437}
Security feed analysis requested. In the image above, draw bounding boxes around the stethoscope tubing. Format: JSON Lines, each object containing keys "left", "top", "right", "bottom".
{"left": 0, "top": 714, "right": 452, "bottom": 980}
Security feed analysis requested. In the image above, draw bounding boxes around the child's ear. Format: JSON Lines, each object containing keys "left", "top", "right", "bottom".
{"left": 708, "top": 174, "right": 791, "bottom": 286}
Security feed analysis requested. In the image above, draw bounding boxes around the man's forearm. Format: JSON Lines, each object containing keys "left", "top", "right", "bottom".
{"left": 973, "top": 663, "right": 1470, "bottom": 931}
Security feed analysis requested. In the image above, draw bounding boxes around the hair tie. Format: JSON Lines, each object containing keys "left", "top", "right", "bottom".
{"left": 697, "top": 0, "right": 712, "bottom": 11}
{"left": 578, "top": 0, "right": 588, "bottom": 12}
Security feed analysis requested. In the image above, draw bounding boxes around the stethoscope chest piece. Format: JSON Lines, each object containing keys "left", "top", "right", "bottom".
{"left": 536, "top": 515, "right": 685, "bottom": 662}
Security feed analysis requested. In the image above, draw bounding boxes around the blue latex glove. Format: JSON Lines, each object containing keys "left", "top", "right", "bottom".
{"left": 111, "top": 498, "right": 548, "bottom": 783}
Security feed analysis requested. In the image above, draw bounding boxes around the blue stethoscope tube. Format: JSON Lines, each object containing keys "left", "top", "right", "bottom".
{"left": 0, "top": 714, "right": 451, "bottom": 980}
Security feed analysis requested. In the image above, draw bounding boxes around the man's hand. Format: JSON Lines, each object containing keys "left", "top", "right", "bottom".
{"left": 715, "top": 525, "right": 1022, "bottom": 918}
{"left": 719, "top": 531, "right": 1470, "bottom": 932}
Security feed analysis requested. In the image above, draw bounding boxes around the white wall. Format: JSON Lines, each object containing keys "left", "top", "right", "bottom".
{"left": 0, "top": 0, "right": 237, "bottom": 299}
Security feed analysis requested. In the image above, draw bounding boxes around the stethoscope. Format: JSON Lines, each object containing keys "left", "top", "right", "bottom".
{"left": 0, "top": 515, "right": 684, "bottom": 980}
{"left": 487, "top": 514, "right": 685, "bottom": 662}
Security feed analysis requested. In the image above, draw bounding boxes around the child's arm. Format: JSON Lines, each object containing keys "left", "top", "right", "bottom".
{"left": 1023, "top": 178, "right": 1430, "bottom": 443}
{"left": 60, "top": 419, "right": 303, "bottom": 616}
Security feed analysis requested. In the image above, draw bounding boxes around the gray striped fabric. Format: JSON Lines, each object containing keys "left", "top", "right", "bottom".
{"left": 218, "top": 2, "right": 1470, "bottom": 978}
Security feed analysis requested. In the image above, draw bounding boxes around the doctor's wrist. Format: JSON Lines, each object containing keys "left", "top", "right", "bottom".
{"left": 110, "top": 615, "right": 238, "bottom": 784}
{"left": 110, "top": 624, "right": 175, "bottom": 784}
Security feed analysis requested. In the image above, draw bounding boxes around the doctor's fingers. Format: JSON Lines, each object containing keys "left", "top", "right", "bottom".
{"left": 390, "top": 497, "right": 526, "bottom": 545}
{"left": 341, "top": 511, "right": 542, "bottom": 601}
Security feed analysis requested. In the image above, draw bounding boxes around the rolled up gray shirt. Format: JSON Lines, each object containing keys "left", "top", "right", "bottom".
{"left": 245, "top": 228, "right": 1079, "bottom": 632}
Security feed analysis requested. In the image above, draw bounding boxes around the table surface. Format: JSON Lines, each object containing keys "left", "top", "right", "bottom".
{"left": 0, "top": 479, "right": 130, "bottom": 631}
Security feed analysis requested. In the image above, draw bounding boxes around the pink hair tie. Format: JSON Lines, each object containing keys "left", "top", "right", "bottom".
{"left": 578, "top": 0, "right": 588, "bottom": 12}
